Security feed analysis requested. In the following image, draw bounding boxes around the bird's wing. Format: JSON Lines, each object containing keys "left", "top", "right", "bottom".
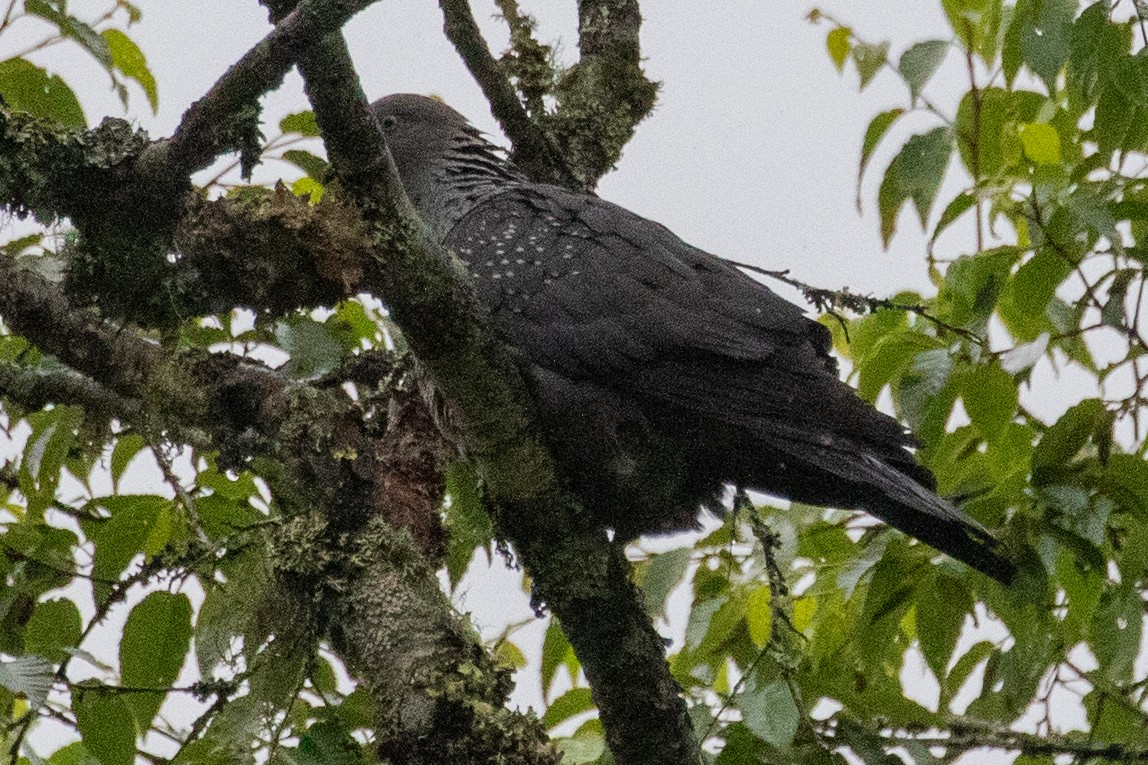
{"left": 446, "top": 184, "right": 907, "bottom": 455}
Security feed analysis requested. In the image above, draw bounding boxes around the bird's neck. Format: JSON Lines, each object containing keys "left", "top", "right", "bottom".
{"left": 409, "top": 133, "right": 527, "bottom": 243}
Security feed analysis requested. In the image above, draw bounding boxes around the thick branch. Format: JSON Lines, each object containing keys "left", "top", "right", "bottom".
{"left": 281, "top": 14, "right": 700, "bottom": 764}
{"left": 139, "top": 0, "right": 382, "bottom": 179}
{"left": 548, "top": 0, "right": 657, "bottom": 187}
{"left": 279, "top": 16, "right": 554, "bottom": 501}
{"left": 0, "top": 362, "right": 130, "bottom": 425}
{"left": 0, "top": 258, "right": 563, "bottom": 758}
{"left": 0, "top": 258, "right": 190, "bottom": 410}
{"left": 438, "top": 0, "right": 578, "bottom": 188}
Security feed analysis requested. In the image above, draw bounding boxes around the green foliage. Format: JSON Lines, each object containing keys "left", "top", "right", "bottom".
{"left": 0, "top": 58, "right": 85, "bottom": 126}
{"left": 444, "top": 460, "right": 494, "bottom": 588}
{"left": 0, "top": 0, "right": 155, "bottom": 122}
{"left": 120, "top": 592, "right": 192, "bottom": 731}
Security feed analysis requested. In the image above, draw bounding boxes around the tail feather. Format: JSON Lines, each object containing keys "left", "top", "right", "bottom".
{"left": 762, "top": 437, "right": 1015, "bottom": 584}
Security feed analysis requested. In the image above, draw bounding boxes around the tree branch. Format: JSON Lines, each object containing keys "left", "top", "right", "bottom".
{"left": 437, "top": 0, "right": 578, "bottom": 188}
{"left": 139, "top": 0, "right": 384, "bottom": 179}
{"left": 0, "top": 255, "right": 563, "bottom": 759}
{"left": 822, "top": 714, "right": 1148, "bottom": 761}
{"left": 273, "top": 10, "right": 700, "bottom": 762}
{"left": 549, "top": 0, "right": 658, "bottom": 188}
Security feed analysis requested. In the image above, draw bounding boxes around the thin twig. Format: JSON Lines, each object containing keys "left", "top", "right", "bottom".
{"left": 728, "top": 259, "right": 984, "bottom": 343}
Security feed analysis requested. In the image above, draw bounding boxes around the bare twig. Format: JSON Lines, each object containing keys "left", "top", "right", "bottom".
{"left": 728, "top": 259, "right": 984, "bottom": 343}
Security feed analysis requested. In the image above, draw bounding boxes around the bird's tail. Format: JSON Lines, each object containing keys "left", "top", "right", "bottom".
{"left": 758, "top": 436, "right": 1015, "bottom": 584}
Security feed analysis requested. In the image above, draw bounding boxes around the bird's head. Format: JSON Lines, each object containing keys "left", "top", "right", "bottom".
{"left": 370, "top": 93, "right": 521, "bottom": 240}
{"left": 371, "top": 94, "right": 475, "bottom": 182}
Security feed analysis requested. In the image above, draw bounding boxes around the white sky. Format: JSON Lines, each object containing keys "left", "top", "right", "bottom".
{"left": 2, "top": 1, "right": 1108, "bottom": 761}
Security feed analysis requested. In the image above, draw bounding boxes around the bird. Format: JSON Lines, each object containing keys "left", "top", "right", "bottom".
{"left": 370, "top": 93, "right": 1015, "bottom": 584}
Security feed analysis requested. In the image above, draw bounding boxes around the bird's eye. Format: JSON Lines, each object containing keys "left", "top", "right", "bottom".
{"left": 381, "top": 115, "right": 398, "bottom": 131}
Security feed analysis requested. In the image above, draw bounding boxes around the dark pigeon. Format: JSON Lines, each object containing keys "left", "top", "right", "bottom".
{"left": 371, "top": 93, "right": 1014, "bottom": 584}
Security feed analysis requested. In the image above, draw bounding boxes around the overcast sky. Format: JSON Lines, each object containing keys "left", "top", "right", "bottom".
{"left": 4, "top": 2, "right": 1091, "bottom": 757}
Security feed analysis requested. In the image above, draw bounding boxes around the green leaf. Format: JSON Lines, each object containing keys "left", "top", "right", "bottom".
{"left": 1007, "top": 0, "right": 1076, "bottom": 93}
{"left": 858, "top": 546, "right": 919, "bottom": 670}
{"left": 1067, "top": 2, "right": 1126, "bottom": 109}
{"left": 937, "top": 247, "right": 1019, "bottom": 328}
{"left": 640, "top": 547, "right": 692, "bottom": 619}
{"left": 1090, "top": 584, "right": 1142, "bottom": 684}
{"left": 999, "top": 333, "right": 1049, "bottom": 374}
{"left": 1093, "top": 57, "right": 1148, "bottom": 155}
{"left": 1017, "top": 122, "right": 1061, "bottom": 164}
{"left": 195, "top": 551, "right": 270, "bottom": 677}
{"left": 899, "top": 40, "right": 948, "bottom": 102}
{"left": 1031, "top": 399, "right": 1111, "bottom": 482}
{"left": 83, "top": 495, "right": 176, "bottom": 602}
{"left": 443, "top": 461, "right": 492, "bottom": 589}
{"left": 326, "top": 300, "right": 382, "bottom": 352}
{"left": 25, "top": 1, "right": 110, "bottom": 67}
{"left": 852, "top": 41, "right": 890, "bottom": 89}
{"left": 541, "top": 618, "right": 577, "bottom": 701}
{"left": 275, "top": 318, "right": 342, "bottom": 379}
{"left": 997, "top": 248, "right": 1072, "bottom": 341}
{"left": 337, "top": 687, "right": 377, "bottom": 731}
{"left": 714, "top": 723, "right": 769, "bottom": 765}
{"left": 1057, "top": 549, "right": 1103, "bottom": 643}
{"left": 102, "top": 30, "right": 158, "bottom": 112}
{"left": 1102, "top": 453, "right": 1148, "bottom": 518}
{"left": 542, "top": 687, "right": 595, "bottom": 730}
{"left": 896, "top": 346, "right": 955, "bottom": 435}
{"left": 941, "top": 641, "right": 993, "bottom": 708}
{"left": 109, "top": 433, "right": 146, "bottom": 490}
{"left": 684, "top": 588, "right": 748, "bottom": 668}
{"left": 120, "top": 592, "right": 192, "bottom": 731}
{"left": 955, "top": 87, "right": 1043, "bottom": 179}
{"left": 74, "top": 689, "right": 135, "bottom": 765}
{"left": 836, "top": 529, "right": 891, "bottom": 599}
{"left": 929, "top": 191, "right": 977, "bottom": 249}
{"left": 282, "top": 149, "right": 329, "bottom": 181}
{"left": 962, "top": 364, "right": 1017, "bottom": 440}
{"left": 291, "top": 721, "right": 366, "bottom": 765}
{"left": 746, "top": 585, "right": 772, "bottom": 648}
{"left": 494, "top": 639, "right": 526, "bottom": 668}
{"left": 877, "top": 128, "right": 953, "bottom": 247}
{"left": 280, "top": 110, "right": 321, "bottom": 137}
{"left": 857, "top": 108, "right": 904, "bottom": 209}
{"left": 942, "top": 0, "right": 1002, "bottom": 60}
{"left": 0, "top": 655, "right": 53, "bottom": 708}
{"left": 24, "top": 598, "right": 82, "bottom": 664}
{"left": 0, "top": 57, "right": 85, "bottom": 124}
{"left": 916, "top": 572, "right": 971, "bottom": 681}
{"left": 857, "top": 331, "right": 944, "bottom": 402}
{"left": 738, "top": 671, "right": 799, "bottom": 749}
{"left": 18, "top": 405, "right": 82, "bottom": 517}
{"left": 195, "top": 492, "right": 262, "bottom": 543}
{"left": 292, "top": 175, "right": 325, "bottom": 201}
{"left": 1101, "top": 269, "right": 1136, "bottom": 328}
{"left": 310, "top": 655, "right": 339, "bottom": 695}
{"left": 827, "top": 27, "right": 852, "bottom": 72}
{"left": 45, "top": 741, "right": 100, "bottom": 765}
{"left": 555, "top": 729, "right": 606, "bottom": 764}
